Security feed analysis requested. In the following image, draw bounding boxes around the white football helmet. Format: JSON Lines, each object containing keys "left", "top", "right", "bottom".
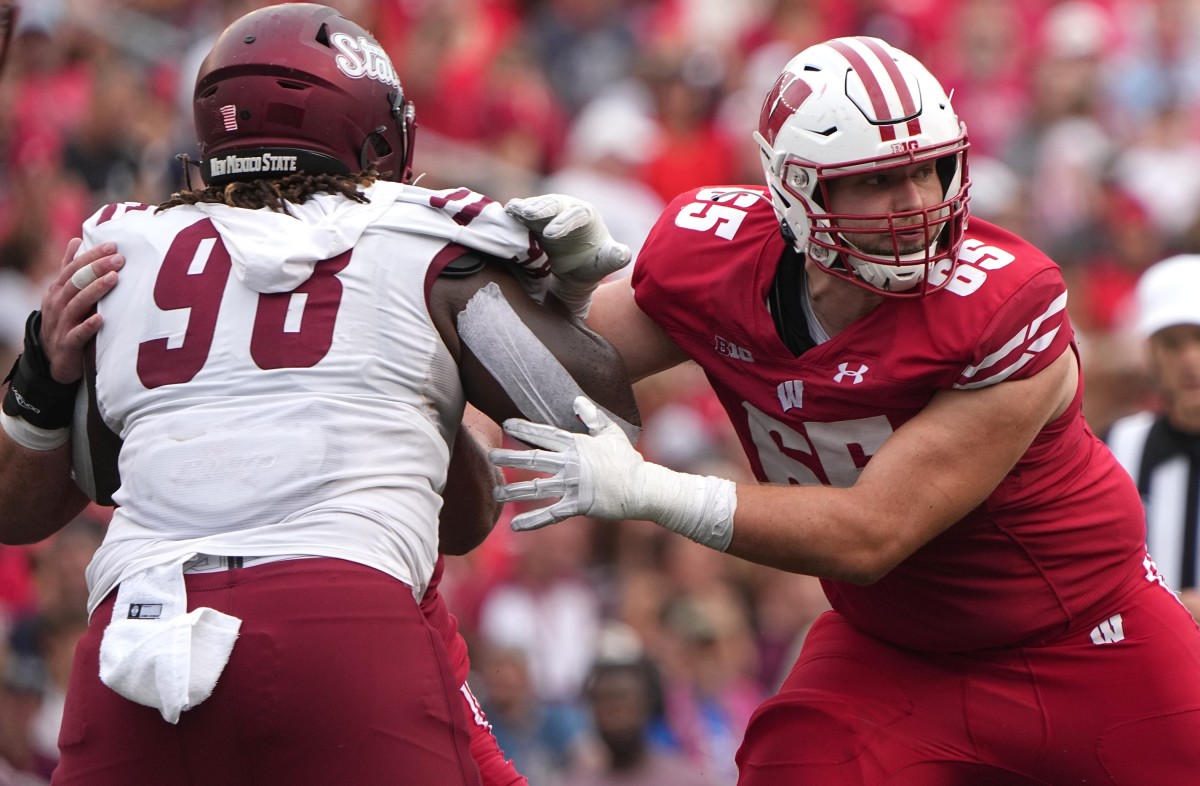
{"left": 754, "top": 36, "right": 970, "bottom": 297}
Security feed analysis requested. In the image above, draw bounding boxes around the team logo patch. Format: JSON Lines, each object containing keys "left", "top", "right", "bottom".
{"left": 1088, "top": 613, "right": 1124, "bottom": 645}
{"left": 777, "top": 380, "right": 804, "bottom": 412}
{"left": 758, "top": 72, "right": 813, "bottom": 146}
{"left": 331, "top": 32, "right": 400, "bottom": 89}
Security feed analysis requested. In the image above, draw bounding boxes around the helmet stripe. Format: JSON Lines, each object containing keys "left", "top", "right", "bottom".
{"left": 859, "top": 38, "right": 924, "bottom": 138}
{"left": 828, "top": 39, "right": 895, "bottom": 141}
{"left": 829, "top": 38, "right": 923, "bottom": 142}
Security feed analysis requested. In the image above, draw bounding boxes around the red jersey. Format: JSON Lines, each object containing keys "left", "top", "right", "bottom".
{"left": 632, "top": 186, "right": 1148, "bottom": 651}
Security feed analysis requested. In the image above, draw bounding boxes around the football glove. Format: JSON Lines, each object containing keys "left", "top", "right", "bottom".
{"left": 505, "top": 194, "right": 631, "bottom": 319}
{"left": 490, "top": 396, "right": 736, "bottom": 550}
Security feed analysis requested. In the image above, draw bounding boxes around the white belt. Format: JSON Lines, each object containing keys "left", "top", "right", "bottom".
{"left": 183, "top": 554, "right": 312, "bottom": 574}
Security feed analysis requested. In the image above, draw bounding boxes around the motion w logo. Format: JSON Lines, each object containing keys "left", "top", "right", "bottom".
{"left": 1089, "top": 614, "right": 1125, "bottom": 645}
{"left": 777, "top": 380, "right": 803, "bottom": 412}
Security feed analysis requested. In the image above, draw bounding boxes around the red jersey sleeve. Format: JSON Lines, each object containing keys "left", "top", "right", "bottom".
{"left": 953, "top": 266, "right": 1071, "bottom": 390}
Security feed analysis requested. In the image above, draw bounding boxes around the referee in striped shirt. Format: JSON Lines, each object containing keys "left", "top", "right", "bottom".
{"left": 1107, "top": 255, "right": 1200, "bottom": 623}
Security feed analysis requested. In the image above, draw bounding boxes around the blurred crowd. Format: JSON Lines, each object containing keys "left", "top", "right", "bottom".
{"left": 1, "top": 0, "right": 1198, "bottom": 782}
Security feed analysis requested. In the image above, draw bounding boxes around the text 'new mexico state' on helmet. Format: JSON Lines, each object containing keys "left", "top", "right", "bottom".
{"left": 193, "top": 3, "right": 416, "bottom": 187}
{"left": 754, "top": 36, "right": 971, "bottom": 297}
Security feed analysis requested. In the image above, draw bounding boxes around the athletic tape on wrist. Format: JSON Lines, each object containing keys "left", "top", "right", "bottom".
{"left": 643, "top": 466, "right": 736, "bottom": 551}
{"left": 457, "top": 282, "right": 637, "bottom": 443}
{"left": 1, "top": 410, "right": 70, "bottom": 450}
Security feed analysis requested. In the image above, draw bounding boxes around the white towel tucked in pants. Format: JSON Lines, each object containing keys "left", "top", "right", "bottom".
{"left": 98, "top": 560, "right": 242, "bottom": 724}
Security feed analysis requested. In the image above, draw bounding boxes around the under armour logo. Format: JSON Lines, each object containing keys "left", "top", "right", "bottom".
{"left": 833, "top": 362, "right": 869, "bottom": 384}
{"left": 1088, "top": 613, "right": 1124, "bottom": 645}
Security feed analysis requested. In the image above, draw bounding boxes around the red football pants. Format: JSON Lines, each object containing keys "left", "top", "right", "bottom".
{"left": 52, "top": 558, "right": 481, "bottom": 786}
{"left": 736, "top": 577, "right": 1200, "bottom": 785}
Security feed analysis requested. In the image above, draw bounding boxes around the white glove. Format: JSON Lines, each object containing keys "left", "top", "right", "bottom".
{"left": 489, "top": 396, "right": 736, "bottom": 551}
{"left": 505, "top": 194, "right": 631, "bottom": 319}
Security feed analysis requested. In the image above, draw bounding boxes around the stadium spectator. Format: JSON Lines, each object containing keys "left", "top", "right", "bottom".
{"left": 478, "top": 519, "right": 602, "bottom": 707}
{"left": 1106, "top": 254, "right": 1200, "bottom": 623}
{"left": 494, "top": 35, "right": 1200, "bottom": 782}
{"left": 472, "top": 641, "right": 597, "bottom": 785}
{"left": 561, "top": 655, "right": 717, "bottom": 786}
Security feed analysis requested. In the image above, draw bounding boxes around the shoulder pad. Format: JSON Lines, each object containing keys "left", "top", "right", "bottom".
{"left": 439, "top": 253, "right": 487, "bottom": 278}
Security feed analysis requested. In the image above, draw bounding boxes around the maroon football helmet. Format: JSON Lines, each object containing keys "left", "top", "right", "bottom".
{"left": 193, "top": 3, "right": 416, "bottom": 186}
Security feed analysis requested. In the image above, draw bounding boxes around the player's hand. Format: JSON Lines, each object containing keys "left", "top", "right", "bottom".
{"left": 490, "top": 396, "right": 645, "bottom": 531}
{"left": 40, "top": 239, "right": 123, "bottom": 384}
{"left": 505, "top": 194, "right": 631, "bottom": 282}
{"left": 490, "top": 396, "right": 738, "bottom": 550}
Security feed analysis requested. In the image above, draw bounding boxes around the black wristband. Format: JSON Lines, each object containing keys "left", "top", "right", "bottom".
{"left": 2, "top": 311, "right": 78, "bottom": 430}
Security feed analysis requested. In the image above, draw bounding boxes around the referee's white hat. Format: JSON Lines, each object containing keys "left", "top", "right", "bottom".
{"left": 1135, "top": 254, "right": 1200, "bottom": 338}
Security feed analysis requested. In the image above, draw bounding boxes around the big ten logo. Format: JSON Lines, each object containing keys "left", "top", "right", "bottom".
{"left": 890, "top": 139, "right": 921, "bottom": 154}
{"left": 927, "top": 238, "right": 1016, "bottom": 297}
{"left": 715, "top": 335, "right": 754, "bottom": 362}
{"left": 675, "top": 188, "right": 761, "bottom": 240}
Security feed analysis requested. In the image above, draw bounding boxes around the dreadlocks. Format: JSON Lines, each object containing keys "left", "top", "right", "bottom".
{"left": 157, "top": 169, "right": 381, "bottom": 214}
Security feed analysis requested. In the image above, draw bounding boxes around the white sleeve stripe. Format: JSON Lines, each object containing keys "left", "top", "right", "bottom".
{"left": 1028, "top": 325, "right": 1060, "bottom": 352}
{"left": 954, "top": 327, "right": 1061, "bottom": 390}
{"left": 1030, "top": 291, "right": 1069, "bottom": 336}
{"left": 961, "top": 328, "right": 1027, "bottom": 379}
{"left": 954, "top": 351, "right": 1035, "bottom": 389}
{"left": 959, "top": 292, "right": 1068, "bottom": 380}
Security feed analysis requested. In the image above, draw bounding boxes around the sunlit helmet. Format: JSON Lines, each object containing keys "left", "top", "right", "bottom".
{"left": 193, "top": 3, "right": 416, "bottom": 186}
{"left": 754, "top": 36, "right": 970, "bottom": 297}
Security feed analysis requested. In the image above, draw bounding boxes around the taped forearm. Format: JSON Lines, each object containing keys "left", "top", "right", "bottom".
{"left": 457, "top": 282, "right": 638, "bottom": 441}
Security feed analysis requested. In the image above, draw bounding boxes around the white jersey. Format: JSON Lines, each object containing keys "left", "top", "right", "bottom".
{"left": 77, "top": 182, "right": 545, "bottom": 614}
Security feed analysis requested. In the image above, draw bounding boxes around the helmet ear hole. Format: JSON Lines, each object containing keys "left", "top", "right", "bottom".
{"left": 370, "top": 133, "right": 391, "bottom": 158}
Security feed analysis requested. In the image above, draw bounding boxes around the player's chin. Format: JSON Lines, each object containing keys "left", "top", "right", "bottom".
{"left": 857, "top": 240, "right": 928, "bottom": 257}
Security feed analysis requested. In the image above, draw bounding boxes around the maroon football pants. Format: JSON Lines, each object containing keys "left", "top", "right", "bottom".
{"left": 53, "top": 558, "right": 481, "bottom": 786}
{"left": 736, "top": 577, "right": 1200, "bottom": 785}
